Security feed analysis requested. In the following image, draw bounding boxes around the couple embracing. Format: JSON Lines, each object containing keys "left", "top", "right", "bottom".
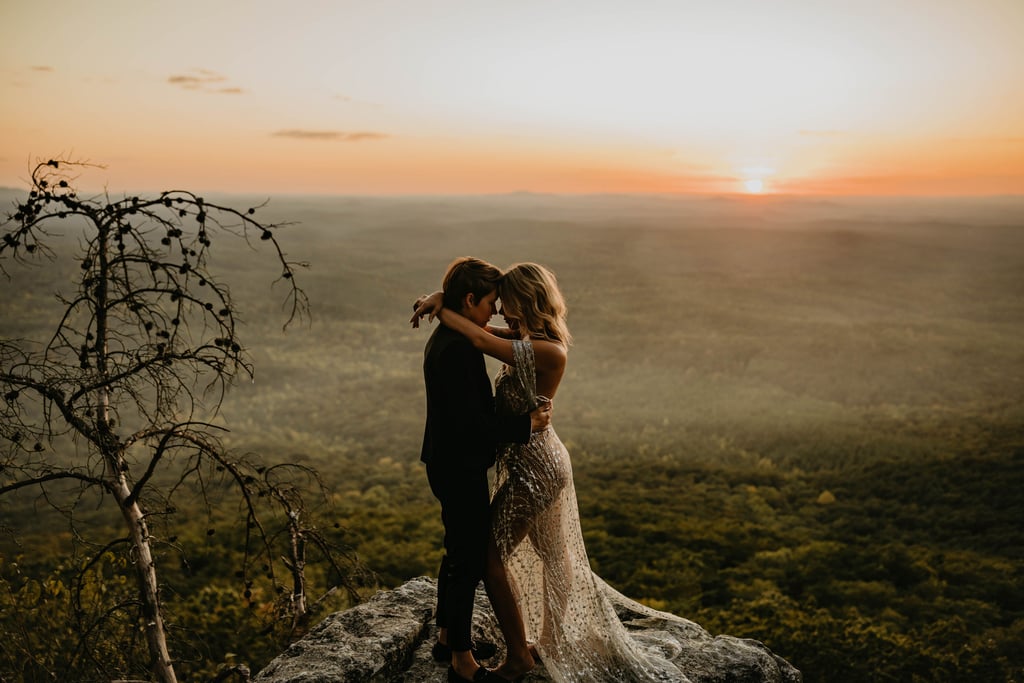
{"left": 412, "top": 257, "right": 686, "bottom": 683}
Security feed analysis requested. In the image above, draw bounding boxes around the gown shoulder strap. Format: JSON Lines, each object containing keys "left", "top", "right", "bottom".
{"left": 510, "top": 339, "right": 540, "bottom": 407}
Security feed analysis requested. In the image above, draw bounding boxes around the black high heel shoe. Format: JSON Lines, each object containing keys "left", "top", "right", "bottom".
{"left": 433, "top": 639, "right": 498, "bottom": 662}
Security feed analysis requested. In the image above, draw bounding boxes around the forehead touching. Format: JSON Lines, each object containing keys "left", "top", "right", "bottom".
{"left": 480, "top": 290, "right": 498, "bottom": 305}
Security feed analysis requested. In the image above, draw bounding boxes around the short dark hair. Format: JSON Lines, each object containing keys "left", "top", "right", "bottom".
{"left": 441, "top": 257, "right": 502, "bottom": 311}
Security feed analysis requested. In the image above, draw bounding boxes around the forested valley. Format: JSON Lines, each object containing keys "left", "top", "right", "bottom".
{"left": 2, "top": 191, "right": 1022, "bottom": 681}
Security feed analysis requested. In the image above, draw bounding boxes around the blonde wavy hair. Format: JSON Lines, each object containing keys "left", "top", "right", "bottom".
{"left": 498, "top": 263, "right": 572, "bottom": 347}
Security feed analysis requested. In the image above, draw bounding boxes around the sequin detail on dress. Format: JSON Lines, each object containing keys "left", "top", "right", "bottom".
{"left": 492, "top": 340, "right": 689, "bottom": 682}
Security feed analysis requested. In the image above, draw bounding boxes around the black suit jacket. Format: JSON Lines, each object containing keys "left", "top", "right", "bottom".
{"left": 421, "top": 325, "right": 531, "bottom": 471}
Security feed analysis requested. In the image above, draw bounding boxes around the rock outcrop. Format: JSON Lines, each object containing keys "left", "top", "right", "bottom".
{"left": 255, "top": 577, "right": 801, "bottom": 683}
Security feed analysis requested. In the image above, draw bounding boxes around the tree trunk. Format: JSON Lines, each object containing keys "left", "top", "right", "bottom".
{"left": 288, "top": 519, "right": 308, "bottom": 632}
{"left": 119, "top": 484, "right": 178, "bottom": 683}
{"left": 95, "top": 223, "right": 177, "bottom": 683}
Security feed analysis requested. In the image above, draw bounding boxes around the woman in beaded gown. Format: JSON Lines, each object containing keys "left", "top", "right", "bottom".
{"left": 415, "top": 263, "right": 688, "bottom": 683}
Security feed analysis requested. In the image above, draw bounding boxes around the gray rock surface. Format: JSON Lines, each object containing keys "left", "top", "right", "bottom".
{"left": 255, "top": 577, "right": 801, "bottom": 683}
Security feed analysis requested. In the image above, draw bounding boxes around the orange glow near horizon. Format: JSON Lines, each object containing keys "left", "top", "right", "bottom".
{"left": 1, "top": 1, "right": 1022, "bottom": 197}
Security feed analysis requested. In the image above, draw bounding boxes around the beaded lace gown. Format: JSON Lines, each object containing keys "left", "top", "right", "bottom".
{"left": 492, "top": 340, "right": 689, "bottom": 683}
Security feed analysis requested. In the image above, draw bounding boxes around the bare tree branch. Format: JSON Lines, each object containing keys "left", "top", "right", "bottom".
{"left": 0, "top": 470, "right": 110, "bottom": 496}
{"left": 0, "top": 158, "right": 356, "bottom": 682}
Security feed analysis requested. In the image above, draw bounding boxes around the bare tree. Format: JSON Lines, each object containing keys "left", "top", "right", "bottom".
{"left": 0, "top": 159, "right": 358, "bottom": 682}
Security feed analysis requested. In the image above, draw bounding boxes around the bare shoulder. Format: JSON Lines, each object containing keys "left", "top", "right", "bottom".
{"left": 531, "top": 338, "right": 567, "bottom": 371}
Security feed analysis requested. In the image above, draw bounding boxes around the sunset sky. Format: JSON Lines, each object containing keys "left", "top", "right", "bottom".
{"left": 2, "top": 0, "right": 1022, "bottom": 196}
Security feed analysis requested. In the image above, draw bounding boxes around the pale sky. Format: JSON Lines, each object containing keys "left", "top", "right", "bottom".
{"left": 2, "top": 0, "right": 1022, "bottom": 195}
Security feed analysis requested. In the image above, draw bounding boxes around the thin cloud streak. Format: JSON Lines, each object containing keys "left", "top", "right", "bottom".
{"left": 168, "top": 74, "right": 226, "bottom": 88}
{"left": 271, "top": 130, "right": 389, "bottom": 142}
{"left": 30, "top": 65, "right": 54, "bottom": 72}
{"left": 168, "top": 69, "right": 243, "bottom": 94}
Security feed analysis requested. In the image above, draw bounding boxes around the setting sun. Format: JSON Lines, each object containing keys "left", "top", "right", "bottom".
{"left": 743, "top": 179, "right": 765, "bottom": 194}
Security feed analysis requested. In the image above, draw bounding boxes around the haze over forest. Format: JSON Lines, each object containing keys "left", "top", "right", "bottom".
{"left": 107, "top": 190, "right": 1022, "bottom": 465}
{"left": 1, "top": 189, "right": 1022, "bottom": 681}
{"left": 3, "top": 188, "right": 1021, "bottom": 520}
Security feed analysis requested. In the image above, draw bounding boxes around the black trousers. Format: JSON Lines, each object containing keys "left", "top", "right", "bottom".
{"left": 426, "top": 462, "right": 491, "bottom": 652}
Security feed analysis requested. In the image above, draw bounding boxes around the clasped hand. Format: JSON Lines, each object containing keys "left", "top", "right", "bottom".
{"left": 410, "top": 291, "right": 444, "bottom": 328}
{"left": 530, "top": 397, "right": 552, "bottom": 432}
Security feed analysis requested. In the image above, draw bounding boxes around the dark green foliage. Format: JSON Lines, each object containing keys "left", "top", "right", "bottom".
{"left": 575, "top": 446, "right": 1024, "bottom": 682}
